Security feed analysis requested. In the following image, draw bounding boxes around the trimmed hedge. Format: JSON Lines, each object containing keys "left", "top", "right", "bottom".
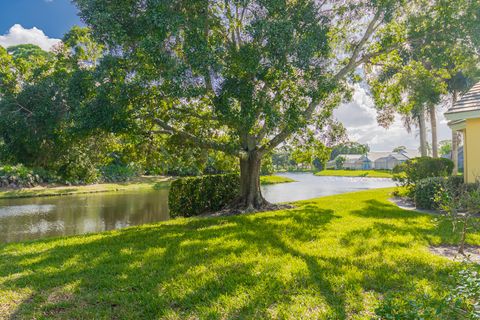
{"left": 414, "top": 176, "right": 464, "bottom": 210}
{"left": 168, "top": 174, "right": 240, "bottom": 217}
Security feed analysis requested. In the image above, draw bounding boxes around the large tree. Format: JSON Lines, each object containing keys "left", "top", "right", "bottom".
{"left": 73, "top": 0, "right": 469, "bottom": 210}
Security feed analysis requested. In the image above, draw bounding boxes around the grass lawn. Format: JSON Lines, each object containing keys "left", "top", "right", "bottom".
{"left": 0, "top": 176, "right": 170, "bottom": 200}
{"left": 260, "top": 175, "right": 296, "bottom": 185}
{"left": 315, "top": 170, "right": 393, "bottom": 178}
{"left": 0, "top": 188, "right": 477, "bottom": 319}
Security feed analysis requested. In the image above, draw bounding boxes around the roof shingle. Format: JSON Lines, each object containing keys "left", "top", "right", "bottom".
{"left": 446, "top": 82, "right": 480, "bottom": 115}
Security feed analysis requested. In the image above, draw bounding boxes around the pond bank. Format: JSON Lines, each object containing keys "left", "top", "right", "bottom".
{"left": 0, "top": 175, "right": 294, "bottom": 200}
{"left": 0, "top": 176, "right": 171, "bottom": 199}
{"left": 315, "top": 169, "right": 393, "bottom": 178}
{"left": 259, "top": 175, "right": 296, "bottom": 185}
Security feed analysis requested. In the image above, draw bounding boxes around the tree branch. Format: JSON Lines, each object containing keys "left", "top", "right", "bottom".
{"left": 153, "top": 118, "right": 239, "bottom": 156}
{"left": 258, "top": 98, "right": 320, "bottom": 153}
{"left": 334, "top": 9, "right": 383, "bottom": 81}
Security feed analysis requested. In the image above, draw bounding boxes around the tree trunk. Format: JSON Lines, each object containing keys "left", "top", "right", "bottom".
{"left": 452, "top": 92, "right": 459, "bottom": 175}
{"left": 429, "top": 104, "right": 438, "bottom": 158}
{"left": 418, "top": 110, "right": 428, "bottom": 157}
{"left": 238, "top": 151, "right": 269, "bottom": 211}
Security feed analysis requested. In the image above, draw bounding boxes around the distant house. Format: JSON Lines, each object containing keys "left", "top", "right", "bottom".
{"left": 326, "top": 160, "right": 336, "bottom": 169}
{"left": 373, "top": 152, "right": 409, "bottom": 170}
{"left": 337, "top": 154, "right": 371, "bottom": 170}
{"left": 328, "top": 149, "right": 419, "bottom": 171}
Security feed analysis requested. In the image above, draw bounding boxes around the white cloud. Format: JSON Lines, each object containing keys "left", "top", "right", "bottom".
{"left": 334, "top": 84, "right": 451, "bottom": 151}
{"left": 0, "top": 24, "right": 61, "bottom": 51}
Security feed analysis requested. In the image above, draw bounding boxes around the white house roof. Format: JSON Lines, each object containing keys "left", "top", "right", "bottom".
{"left": 390, "top": 153, "right": 409, "bottom": 161}
{"left": 403, "top": 149, "right": 420, "bottom": 159}
{"left": 367, "top": 152, "right": 392, "bottom": 161}
{"left": 445, "top": 82, "right": 480, "bottom": 122}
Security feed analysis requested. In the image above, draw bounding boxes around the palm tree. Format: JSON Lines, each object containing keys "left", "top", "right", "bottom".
{"left": 401, "top": 104, "right": 428, "bottom": 157}
{"left": 428, "top": 103, "right": 438, "bottom": 158}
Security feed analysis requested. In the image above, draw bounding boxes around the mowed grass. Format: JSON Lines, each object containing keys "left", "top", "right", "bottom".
{"left": 260, "top": 175, "right": 296, "bottom": 185}
{"left": 315, "top": 170, "right": 393, "bottom": 178}
{"left": 1, "top": 188, "right": 478, "bottom": 319}
{"left": 0, "top": 176, "right": 170, "bottom": 199}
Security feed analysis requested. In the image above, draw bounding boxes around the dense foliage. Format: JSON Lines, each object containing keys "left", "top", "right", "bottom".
{"left": 393, "top": 157, "right": 454, "bottom": 193}
{"left": 414, "top": 176, "right": 464, "bottom": 210}
{"left": 329, "top": 142, "right": 369, "bottom": 160}
{"left": 168, "top": 174, "right": 240, "bottom": 217}
{"left": 0, "top": 165, "right": 45, "bottom": 188}
{"left": 0, "top": 29, "right": 238, "bottom": 184}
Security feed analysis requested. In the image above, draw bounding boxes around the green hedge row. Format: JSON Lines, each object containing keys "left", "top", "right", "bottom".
{"left": 414, "top": 176, "right": 464, "bottom": 210}
{"left": 168, "top": 174, "right": 240, "bottom": 217}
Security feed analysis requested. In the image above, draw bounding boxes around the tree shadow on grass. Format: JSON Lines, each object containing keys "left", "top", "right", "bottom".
{"left": 1, "top": 206, "right": 342, "bottom": 319}
{"left": 350, "top": 199, "right": 467, "bottom": 245}
{"left": 0, "top": 199, "right": 463, "bottom": 319}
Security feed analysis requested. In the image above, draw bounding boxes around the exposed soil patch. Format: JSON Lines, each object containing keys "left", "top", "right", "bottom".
{"left": 201, "top": 203, "right": 295, "bottom": 217}
{"left": 430, "top": 245, "right": 480, "bottom": 264}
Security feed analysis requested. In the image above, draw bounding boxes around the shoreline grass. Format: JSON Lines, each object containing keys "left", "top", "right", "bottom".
{"left": 0, "top": 188, "right": 475, "bottom": 319}
{"left": 260, "top": 175, "right": 296, "bottom": 185}
{"left": 0, "top": 176, "right": 171, "bottom": 200}
{"left": 315, "top": 169, "right": 393, "bottom": 178}
{"left": 0, "top": 174, "right": 293, "bottom": 200}
{"left": 0, "top": 173, "right": 295, "bottom": 200}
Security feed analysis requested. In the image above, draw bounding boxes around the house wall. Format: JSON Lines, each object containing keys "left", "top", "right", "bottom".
{"left": 374, "top": 158, "right": 399, "bottom": 170}
{"left": 465, "top": 118, "right": 480, "bottom": 183}
{"left": 374, "top": 159, "right": 387, "bottom": 170}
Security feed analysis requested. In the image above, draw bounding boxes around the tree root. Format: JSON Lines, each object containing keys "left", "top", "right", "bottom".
{"left": 201, "top": 202, "right": 294, "bottom": 218}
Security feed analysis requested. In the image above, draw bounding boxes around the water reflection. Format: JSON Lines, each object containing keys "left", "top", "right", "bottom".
{"left": 0, "top": 173, "right": 395, "bottom": 243}
{"left": 0, "top": 189, "right": 169, "bottom": 243}
{"left": 262, "top": 172, "right": 395, "bottom": 203}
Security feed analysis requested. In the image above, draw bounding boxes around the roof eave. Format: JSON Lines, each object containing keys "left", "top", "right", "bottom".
{"left": 444, "top": 109, "right": 480, "bottom": 122}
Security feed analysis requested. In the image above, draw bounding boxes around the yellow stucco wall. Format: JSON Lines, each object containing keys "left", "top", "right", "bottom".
{"left": 465, "top": 118, "right": 480, "bottom": 183}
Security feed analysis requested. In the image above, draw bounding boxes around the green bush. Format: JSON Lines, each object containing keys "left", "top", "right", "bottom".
{"left": 415, "top": 176, "right": 464, "bottom": 210}
{"left": 393, "top": 157, "right": 454, "bottom": 195}
{"left": 168, "top": 174, "right": 240, "bottom": 217}
{"left": 0, "top": 164, "right": 50, "bottom": 188}
{"left": 375, "top": 265, "right": 480, "bottom": 319}
{"left": 101, "top": 163, "right": 141, "bottom": 182}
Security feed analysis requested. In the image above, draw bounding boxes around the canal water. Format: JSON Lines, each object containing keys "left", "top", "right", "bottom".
{"left": 0, "top": 173, "right": 395, "bottom": 243}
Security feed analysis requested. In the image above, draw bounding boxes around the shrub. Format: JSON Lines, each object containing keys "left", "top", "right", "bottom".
{"left": 168, "top": 174, "right": 240, "bottom": 217}
{"left": 0, "top": 164, "right": 48, "bottom": 188}
{"left": 375, "top": 266, "right": 480, "bottom": 319}
{"left": 393, "top": 157, "right": 454, "bottom": 195}
{"left": 435, "top": 183, "right": 480, "bottom": 255}
{"left": 101, "top": 163, "right": 141, "bottom": 182}
{"left": 415, "top": 176, "right": 464, "bottom": 210}
{"left": 443, "top": 266, "right": 480, "bottom": 318}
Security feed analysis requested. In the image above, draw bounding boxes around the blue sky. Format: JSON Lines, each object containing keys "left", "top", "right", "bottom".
{"left": 0, "top": 0, "right": 81, "bottom": 38}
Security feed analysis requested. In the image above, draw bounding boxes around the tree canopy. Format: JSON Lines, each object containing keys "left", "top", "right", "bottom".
{"left": 74, "top": 0, "right": 455, "bottom": 209}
